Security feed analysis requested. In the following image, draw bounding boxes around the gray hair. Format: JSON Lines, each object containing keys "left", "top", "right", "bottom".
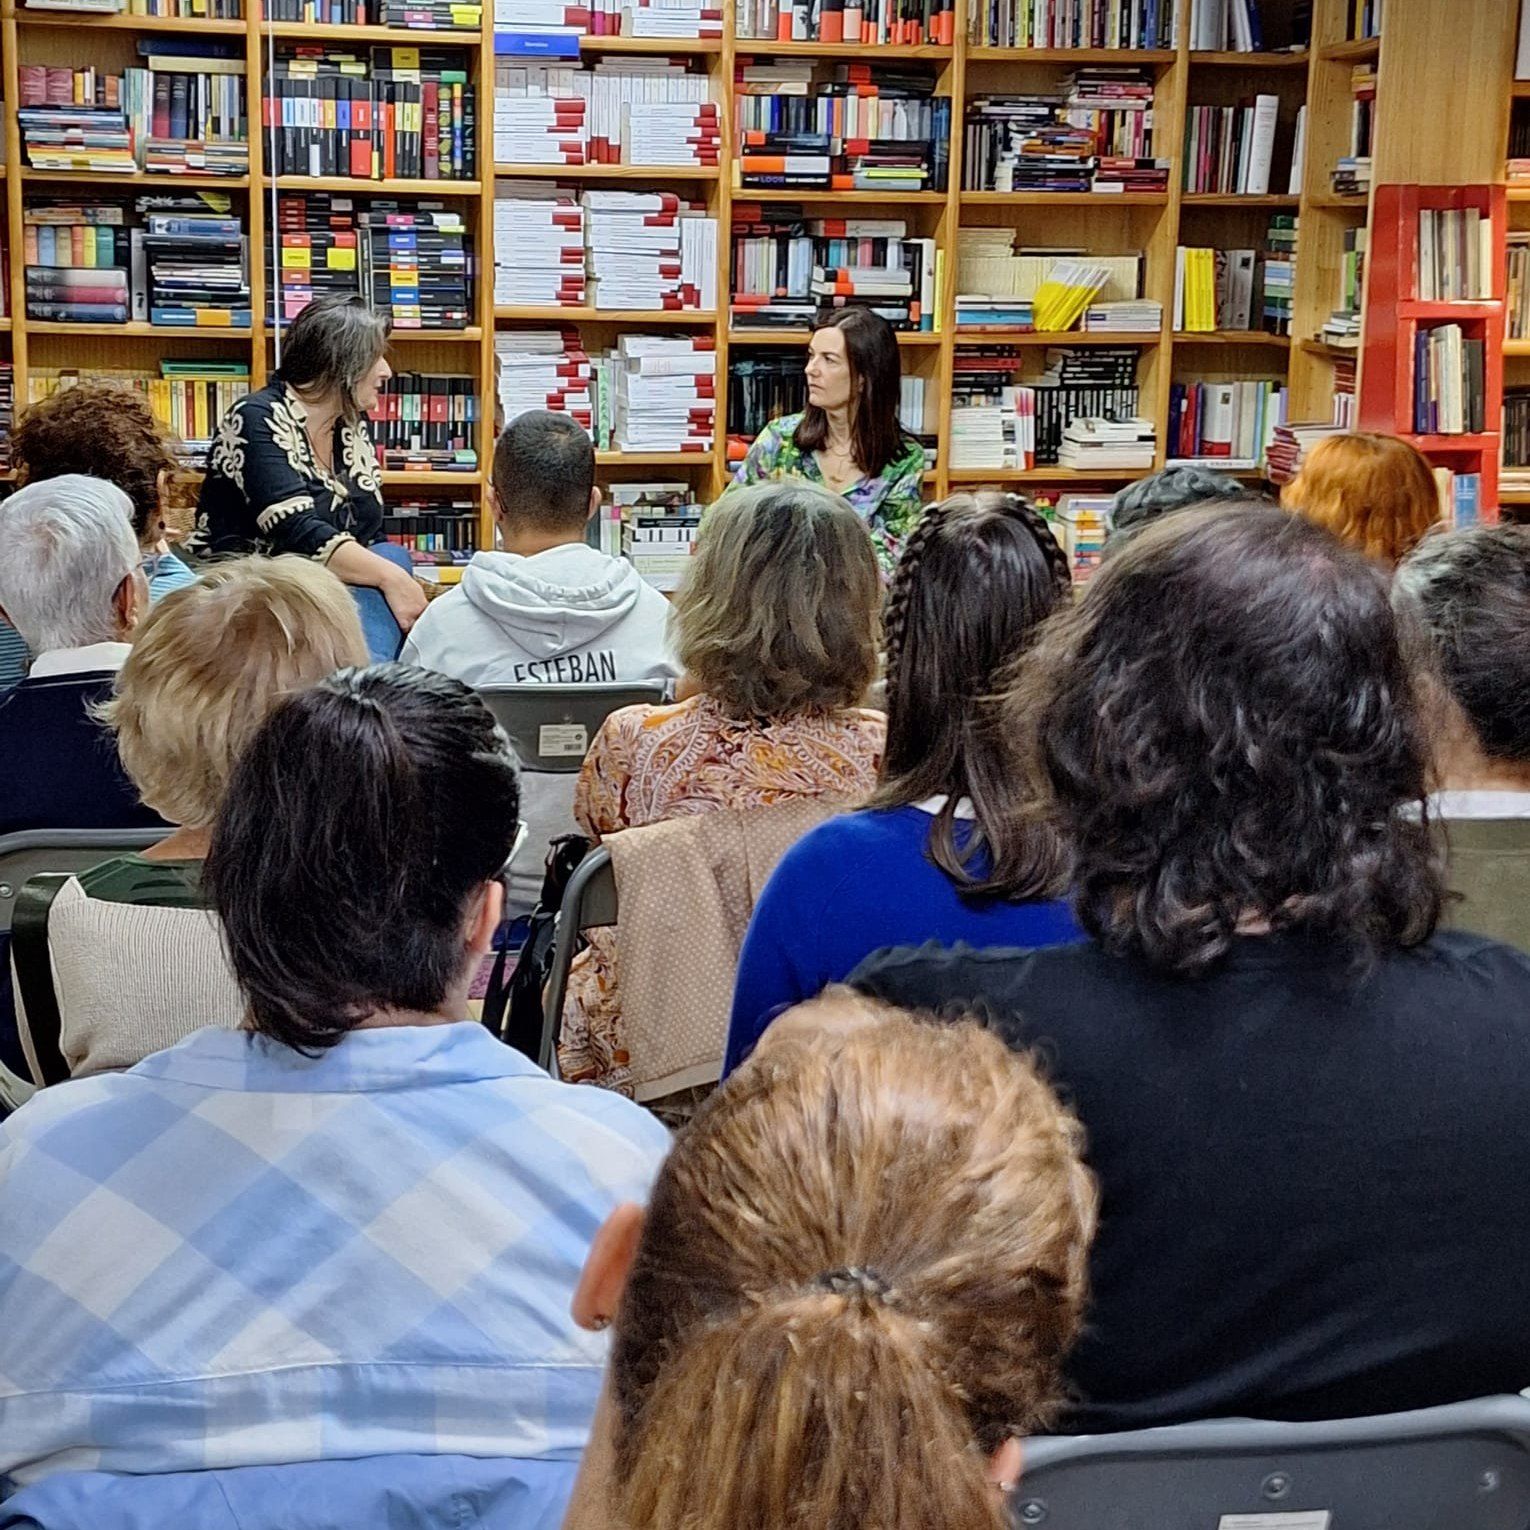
{"left": 1394, "top": 524, "right": 1530, "bottom": 764}
{"left": 1109, "top": 466, "right": 1263, "bottom": 543}
{"left": 0, "top": 474, "right": 140, "bottom": 653}
{"left": 278, "top": 295, "right": 391, "bottom": 420}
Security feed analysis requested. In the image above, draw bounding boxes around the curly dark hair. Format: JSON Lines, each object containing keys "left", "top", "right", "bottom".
{"left": 1011, "top": 502, "right": 1443, "bottom": 975}
{"left": 872, "top": 491, "right": 1072, "bottom": 900}
{"left": 12, "top": 382, "right": 179, "bottom": 541}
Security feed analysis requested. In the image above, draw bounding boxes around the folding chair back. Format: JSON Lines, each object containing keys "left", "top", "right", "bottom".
{"left": 476, "top": 685, "right": 665, "bottom": 774}
{"left": 538, "top": 846, "right": 614, "bottom": 1075}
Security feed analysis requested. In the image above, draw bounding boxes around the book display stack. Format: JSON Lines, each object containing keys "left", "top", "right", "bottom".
{"left": 1331, "top": 63, "right": 1373, "bottom": 197}
{"left": 621, "top": 485, "right": 703, "bottom": 591}
{"left": 493, "top": 63, "right": 588, "bottom": 167}
{"left": 726, "top": 351, "right": 803, "bottom": 447}
{"left": 496, "top": 329, "right": 594, "bottom": 432}
{"left": 609, "top": 334, "right": 715, "bottom": 454}
{"left": 271, "top": 194, "right": 363, "bottom": 326}
{"left": 738, "top": 0, "right": 953, "bottom": 44}
{"left": 133, "top": 196, "right": 251, "bottom": 327}
{"left": 374, "top": 372, "right": 480, "bottom": 471}
{"left": 950, "top": 351, "right": 1036, "bottom": 469}
{"left": 1066, "top": 68, "right": 1168, "bottom": 193}
{"left": 1057, "top": 416, "right": 1156, "bottom": 470}
{"left": 1262, "top": 215, "right": 1296, "bottom": 335}
{"left": 493, "top": 182, "right": 586, "bottom": 308}
{"left": 382, "top": 498, "right": 480, "bottom": 563}
{"left": 1167, "top": 378, "right": 1287, "bottom": 469}
{"left": 23, "top": 200, "right": 131, "bottom": 324}
{"left": 264, "top": 0, "right": 480, "bottom": 25}
{"left": 359, "top": 203, "right": 473, "bottom": 330}
{"left": 955, "top": 232, "right": 1143, "bottom": 335}
{"left": 583, "top": 191, "right": 716, "bottom": 313}
{"left": 1264, "top": 419, "right": 1344, "bottom": 482}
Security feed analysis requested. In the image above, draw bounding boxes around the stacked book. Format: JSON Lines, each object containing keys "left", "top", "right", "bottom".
{"left": 1417, "top": 206, "right": 1493, "bottom": 302}
{"left": 267, "top": 0, "right": 480, "bottom": 23}
{"left": 950, "top": 351, "right": 1036, "bottom": 470}
{"left": 625, "top": 0, "right": 722, "bottom": 40}
{"left": 738, "top": 0, "right": 953, "bottom": 44}
{"left": 1331, "top": 156, "right": 1371, "bottom": 198}
{"left": 374, "top": 372, "right": 480, "bottom": 472}
{"left": 1184, "top": 95, "right": 1281, "bottom": 196}
{"left": 496, "top": 329, "right": 594, "bottom": 432}
{"left": 1414, "top": 323, "right": 1485, "bottom": 437}
{"left": 627, "top": 100, "right": 720, "bottom": 169}
{"left": 736, "top": 60, "right": 950, "bottom": 194}
{"left": 494, "top": 0, "right": 718, "bottom": 38}
{"left": 359, "top": 204, "right": 472, "bottom": 330}
{"left": 23, "top": 201, "right": 131, "bottom": 324}
{"left": 956, "top": 294, "right": 1033, "bottom": 331}
{"left": 961, "top": 95, "right": 1095, "bottom": 193}
{"left": 271, "top": 193, "right": 362, "bottom": 325}
{"left": 1084, "top": 300, "right": 1161, "bottom": 332}
{"left": 1034, "top": 346, "right": 1139, "bottom": 465}
{"left": 132, "top": 196, "right": 250, "bottom": 327}
{"left": 1057, "top": 417, "right": 1155, "bottom": 471}
{"left": 1262, "top": 215, "right": 1296, "bottom": 334}
{"left": 128, "top": 0, "right": 244, "bottom": 17}
{"left": 0, "top": 365, "right": 13, "bottom": 476}
{"left": 18, "top": 66, "right": 136, "bottom": 175}
{"left": 1509, "top": 231, "right": 1530, "bottom": 340}
{"left": 1264, "top": 420, "right": 1344, "bottom": 484}
{"left": 265, "top": 45, "right": 476, "bottom": 181}
{"left": 955, "top": 229, "right": 1143, "bottom": 333}
{"left": 1167, "top": 378, "right": 1286, "bottom": 470}
{"left": 610, "top": 334, "right": 715, "bottom": 454}
{"left": 383, "top": 500, "right": 480, "bottom": 563}
{"left": 493, "top": 62, "right": 589, "bottom": 165}
{"left": 1503, "top": 390, "right": 1530, "bottom": 484}
{"left": 31, "top": 362, "right": 251, "bottom": 460}
{"left": 583, "top": 190, "right": 716, "bottom": 312}
{"left": 494, "top": 181, "right": 586, "bottom": 307}
{"left": 969, "top": 0, "right": 1175, "bottom": 49}
{"left": 1053, "top": 495, "right": 1111, "bottom": 585}
{"left": 1330, "top": 64, "right": 1374, "bottom": 197}
{"left": 621, "top": 485, "right": 703, "bottom": 592}
{"left": 731, "top": 207, "right": 932, "bottom": 331}
{"left": 1068, "top": 67, "right": 1167, "bottom": 193}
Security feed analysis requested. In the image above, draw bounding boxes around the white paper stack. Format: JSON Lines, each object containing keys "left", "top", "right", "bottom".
{"left": 494, "top": 181, "right": 587, "bottom": 307}
{"left": 1057, "top": 416, "right": 1155, "bottom": 471}
{"left": 611, "top": 334, "right": 715, "bottom": 453}
{"left": 494, "top": 64, "right": 588, "bottom": 165}
{"left": 497, "top": 329, "right": 594, "bottom": 432}
{"left": 1084, "top": 300, "right": 1161, "bottom": 332}
{"left": 582, "top": 190, "right": 716, "bottom": 312}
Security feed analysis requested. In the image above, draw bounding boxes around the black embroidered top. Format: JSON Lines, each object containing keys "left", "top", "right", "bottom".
{"left": 192, "top": 378, "right": 385, "bottom": 562}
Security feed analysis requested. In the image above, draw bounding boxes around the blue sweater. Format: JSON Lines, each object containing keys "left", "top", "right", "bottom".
{"left": 725, "top": 804, "right": 1083, "bottom": 1072}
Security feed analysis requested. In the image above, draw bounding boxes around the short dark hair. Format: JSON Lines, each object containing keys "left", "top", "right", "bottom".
{"left": 1396, "top": 524, "right": 1530, "bottom": 763}
{"left": 1109, "top": 466, "right": 1262, "bottom": 543}
{"left": 278, "top": 295, "right": 391, "bottom": 422}
{"left": 1012, "top": 503, "right": 1442, "bottom": 975}
{"left": 205, "top": 664, "right": 521, "bottom": 1050}
{"left": 493, "top": 409, "right": 597, "bottom": 531}
{"left": 793, "top": 308, "right": 910, "bottom": 479}
{"left": 871, "top": 491, "right": 1072, "bottom": 900}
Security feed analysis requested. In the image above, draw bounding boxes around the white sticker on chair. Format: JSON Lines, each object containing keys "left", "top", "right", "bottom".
{"left": 1218, "top": 1515, "right": 1331, "bottom": 1530}
{"left": 539, "top": 724, "right": 589, "bottom": 757}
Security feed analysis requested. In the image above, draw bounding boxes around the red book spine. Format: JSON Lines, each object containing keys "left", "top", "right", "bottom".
{"left": 351, "top": 93, "right": 373, "bottom": 179}
{"left": 422, "top": 81, "right": 439, "bottom": 179}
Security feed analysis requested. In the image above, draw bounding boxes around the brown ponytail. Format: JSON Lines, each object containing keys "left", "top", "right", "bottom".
{"left": 608, "top": 997, "right": 1097, "bottom": 1530}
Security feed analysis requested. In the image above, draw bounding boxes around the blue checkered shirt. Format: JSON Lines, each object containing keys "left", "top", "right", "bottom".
{"left": 0, "top": 1023, "right": 670, "bottom": 1486}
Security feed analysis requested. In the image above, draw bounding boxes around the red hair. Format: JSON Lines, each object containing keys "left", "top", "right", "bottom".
{"left": 1281, "top": 432, "right": 1439, "bottom": 566}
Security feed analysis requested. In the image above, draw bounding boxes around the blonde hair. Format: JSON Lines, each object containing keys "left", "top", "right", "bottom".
{"left": 1281, "top": 431, "right": 1439, "bottom": 566}
{"left": 101, "top": 555, "right": 368, "bottom": 827}
{"left": 610, "top": 997, "right": 1097, "bottom": 1530}
{"left": 677, "top": 482, "right": 881, "bottom": 718}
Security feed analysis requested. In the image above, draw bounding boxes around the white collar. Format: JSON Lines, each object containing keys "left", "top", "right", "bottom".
{"left": 912, "top": 794, "right": 976, "bottom": 820}
{"left": 1431, "top": 789, "right": 1530, "bottom": 821}
{"left": 28, "top": 641, "right": 132, "bottom": 679}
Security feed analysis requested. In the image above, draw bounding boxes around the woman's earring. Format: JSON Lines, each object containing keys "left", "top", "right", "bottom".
{"left": 589, "top": 1314, "right": 611, "bottom": 1332}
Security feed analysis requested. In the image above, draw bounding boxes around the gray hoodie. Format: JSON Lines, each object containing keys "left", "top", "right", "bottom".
{"left": 400, "top": 543, "right": 681, "bottom": 690}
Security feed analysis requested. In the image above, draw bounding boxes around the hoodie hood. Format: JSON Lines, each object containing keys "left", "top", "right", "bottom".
{"left": 460, "top": 544, "right": 646, "bottom": 660}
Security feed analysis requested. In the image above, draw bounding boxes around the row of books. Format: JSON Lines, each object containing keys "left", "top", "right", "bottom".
{"left": 28, "top": 363, "right": 251, "bottom": 457}
{"left": 956, "top": 230, "right": 1141, "bottom": 330}
{"left": 23, "top": 195, "right": 250, "bottom": 327}
{"left": 272, "top": 194, "right": 473, "bottom": 330}
{"left": 729, "top": 208, "right": 935, "bottom": 331}
{"left": 494, "top": 0, "right": 720, "bottom": 40}
{"left": 493, "top": 56, "right": 715, "bottom": 168}
{"left": 962, "top": 71, "right": 1169, "bottom": 195}
{"left": 0, "top": 366, "right": 16, "bottom": 476}
{"left": 737, "top": 0, "right": 954, "bottom": 45}
{"left": 18, "top": 56, "right": 247, "bottom": 177}
{"left": 1331, "top": 63, "right": 1374, "bottom": 198}
{"left": 736, "top": 61, "right": 950, "bottom": 196}
{"left": 1416, "top": 207, "right": 1493, "bottom": 304}
{"left": 120, "top": 0, "right": 242, "bottom": 17}
{"left": 1318, "top": 225, "right": 1366, "bottom": 348}
{"left": 265, "top": 47, "right": 476, "bottom": 181}
{"left": 1503, "top": 390, "right": 1530, "bottom": 473}
{"left": 1174, "top": 242, "right": 1291, "bottom": 334}
{"left": 265, "top": 0, "right": 481, "bottom": 26}
{"left": 1183, "top": 96, "right": 1282, "bottom": 197}
{"left": 383, "top": 501, "right": 480, "bottom": 562}
{"left": 375, "top": 372, "right": 480, "bottom": 472}
{"left": 1265, "top": 419, "right": 1344, "bottom": 483}
{"left": 1413, "top": 323, "right": 1485, "bottom": 438}
{"left": 1166, "top": 377, "right": 1286, "bottom": 469}
{"left": 1429, "top": 468, "right": 1481, "bottom": 530}
{"left": 494, "top": 184, "right": 717, "bottom": 311}
{"left": 1185, "top": 0, "right": 1269, "bottom": 51}
{"left": 622, "top": 489, "right": 703, "bottom": 591}
{"left": 968, "top": 0, "right": 1175, "bottom": 49}
{"left": 1508, "top": 231, "right": 1530, "bottom": 341}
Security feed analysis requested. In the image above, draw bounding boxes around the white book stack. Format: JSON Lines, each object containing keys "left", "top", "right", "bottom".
{"left": 950, "top": 387, "right": 1035, "bottom": 470}
{"left": 1057, "top": 416, "right": 1155, "bottom": 470}
{"left": 612, "top": 334, "right": 716, "bottom": 452}
{"left": 1084, "top": 300, "right": 1162, "bottom": 332}
{"left": 623, "top": 0, "right": 723, "bottom": 38}
{"left": 494, "top": 182, "right": 587, "bottom": 307}
{"left": 589, "top": 57, "right": 712, "bottom": 164}
{"left": 623, "top": 100, "right": 720, "bottom": 168}
{"left": 497, "top": 329, "right": 594, "bottom": 432}
{"left": 582, "top": 190, "right": 716, "bottom": 311}
{"left": 494, "top": 0, "right": 589, "bottom": 31}
{"left": 494, "top": 64, "right": 588, "bottom": 165}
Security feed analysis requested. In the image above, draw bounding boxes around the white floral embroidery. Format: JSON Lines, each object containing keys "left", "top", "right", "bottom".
{"left": 208, "top": 408, "right": 248, "bottom": 494}
{"left": 341, "top": 420, "right": 381, "bottom": 498}
{"left": 313, "top": 531, "right": 354, "bottom": 564}
{"left": 268, "top": 395, "right": 311, "bottom": 479}
{"left": 256, "top": 493, "right": 315, "bottom": 534}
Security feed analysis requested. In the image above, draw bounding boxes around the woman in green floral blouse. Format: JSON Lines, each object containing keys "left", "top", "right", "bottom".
{"left": 728, "top": 307, "right": 927, "bottom": 572}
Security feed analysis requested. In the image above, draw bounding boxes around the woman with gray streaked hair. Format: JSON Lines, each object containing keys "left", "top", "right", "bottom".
{"left": 191, "top": 295, "right": 426, "bottom": 653}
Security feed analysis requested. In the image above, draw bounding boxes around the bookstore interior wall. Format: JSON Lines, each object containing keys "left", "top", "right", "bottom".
{"left": 0, "top": 0, "right": 1520, "bottom": 581}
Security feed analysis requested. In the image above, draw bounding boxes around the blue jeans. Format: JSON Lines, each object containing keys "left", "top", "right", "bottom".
{"left": 353, "top": 542, "right": 415, "bottom": 663}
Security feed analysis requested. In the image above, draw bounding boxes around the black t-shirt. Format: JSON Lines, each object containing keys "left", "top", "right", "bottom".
{"left": 850, "top": 929, "right": 1530, "bottom": 1433}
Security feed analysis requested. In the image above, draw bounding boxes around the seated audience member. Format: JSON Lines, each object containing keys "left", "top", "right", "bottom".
{"left": 0, "top": 475, "right": 160, "bottom": 838}
{"left": 1395, "top": 523, "right": 1530, "bottom": 948}
{"left": 12, "top": 380, "right": 199, "bottom": 607}
{"left": 32, "top": 557, "right": 368, "bottom": 1078}
{"left": 562, "top": 481, "right": 886, "bottom": 1091}
{"left": 0, "top": 665, "right": 669, "bottom": 1496}
{"left": 853, "top": 503, "right": 1530, "bottom": 1432}
{"left": 726, "top": 492, "right": 1083, "bottom": 1071}
{"left": 562, "top": 993, "right": 1096, "bottom": 1530}
{"left": 1108, "top": 463, "right": 1258, "bottom": 543}
{"left": 1281, "top": 430, "right": 1439, "bottom": 566}
{"left": 403, "top": 409, "right": 678, "bottom": 691}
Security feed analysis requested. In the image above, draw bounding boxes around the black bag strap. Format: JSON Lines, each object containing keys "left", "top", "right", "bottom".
{"left": 12, "top": 874, "right": 73, "bottom": 1088}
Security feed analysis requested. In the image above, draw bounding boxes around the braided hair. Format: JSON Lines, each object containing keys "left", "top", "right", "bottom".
{"left": 871, "top": 491, "right": 1072, "bottom": 901}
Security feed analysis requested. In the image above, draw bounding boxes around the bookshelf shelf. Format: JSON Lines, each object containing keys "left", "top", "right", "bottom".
{"left": 594, "top": 450, "right": 711, "bottom": 464}
{"left": 1188, "top": 49, "right": 1310, "bottom": 67}
{"left": 378, "top": 470, "right": 484, "bottom": 485}
{"left": 381, "top": 327, "right": 485, "bottom": 341}
{"left": 1318, "top": 36, "right": 1381, "bottom": 62}
{"left": 946, "top": 467, "right": 1144, "bottom": 484}
{"left": 1506, "top": 187, "right": 1530, "bottom": 202}
{"left": 271, "top": 176, "right": 482, "bottom": 196}
{"left": 25, "top": 320, "right": 254, "bottom": 337}
{"left": 576, "top": 35, "right": 721, "bottom": 52}
{"left": 20, "top": 169, "right": 250, "bottom": 188}
{"left": 1174, "top": 330, "right": 1292, "bottom": 346}
{"left": 959, "top": 190, "right": 1170, "bottom": 206}
{"left": 966, "top": 46, "right": 1175, "bottom": 63}
{"left": 1512, "top": 81, "right": 1530, "bottom": 98}
{"left": 13, "top": 10, "right": 247, "bottom": 29}
{"left": 737, "top": 188, "right": 949, "bottom": 204}
{"left": 260, "top": 20, "right": 481, "bottom": 41}
{"left": 733, "top": 39, "right": 952, "bottom": 58}
{"left": 1505, "top": 340, "right": 1530, "bottom": 356}
{"left": 1181, "top": 194, "right": 1300, "bottom": 207}
{"left": 1298, "top": 338, "right": 1358, "bottom": 358}
{"left": 1401, "top": 432, "right": 1497, "bottom": 452}
{"left": 1501, "top": 487, "right": 1530, "bottom": 505}
{"left": 0, "top": 319, "right": 12, "bottom": 332}
{"left": 952, "top": 329, "right": 1160, "bottom": 346}
{"left": 495, "top": 306, "right": 715, "bottom": 323}
{"left": 729, "top": 328, "right": 941, "bottom": 346}
{"left": 1396, "top": 300, "right": 1501, "bottom": 320}
{"left": 492, "top": 163, "right": 720, "bottom": 181}
{"left": 1307, "top": 192, "right": 1370, "bottom": 208}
